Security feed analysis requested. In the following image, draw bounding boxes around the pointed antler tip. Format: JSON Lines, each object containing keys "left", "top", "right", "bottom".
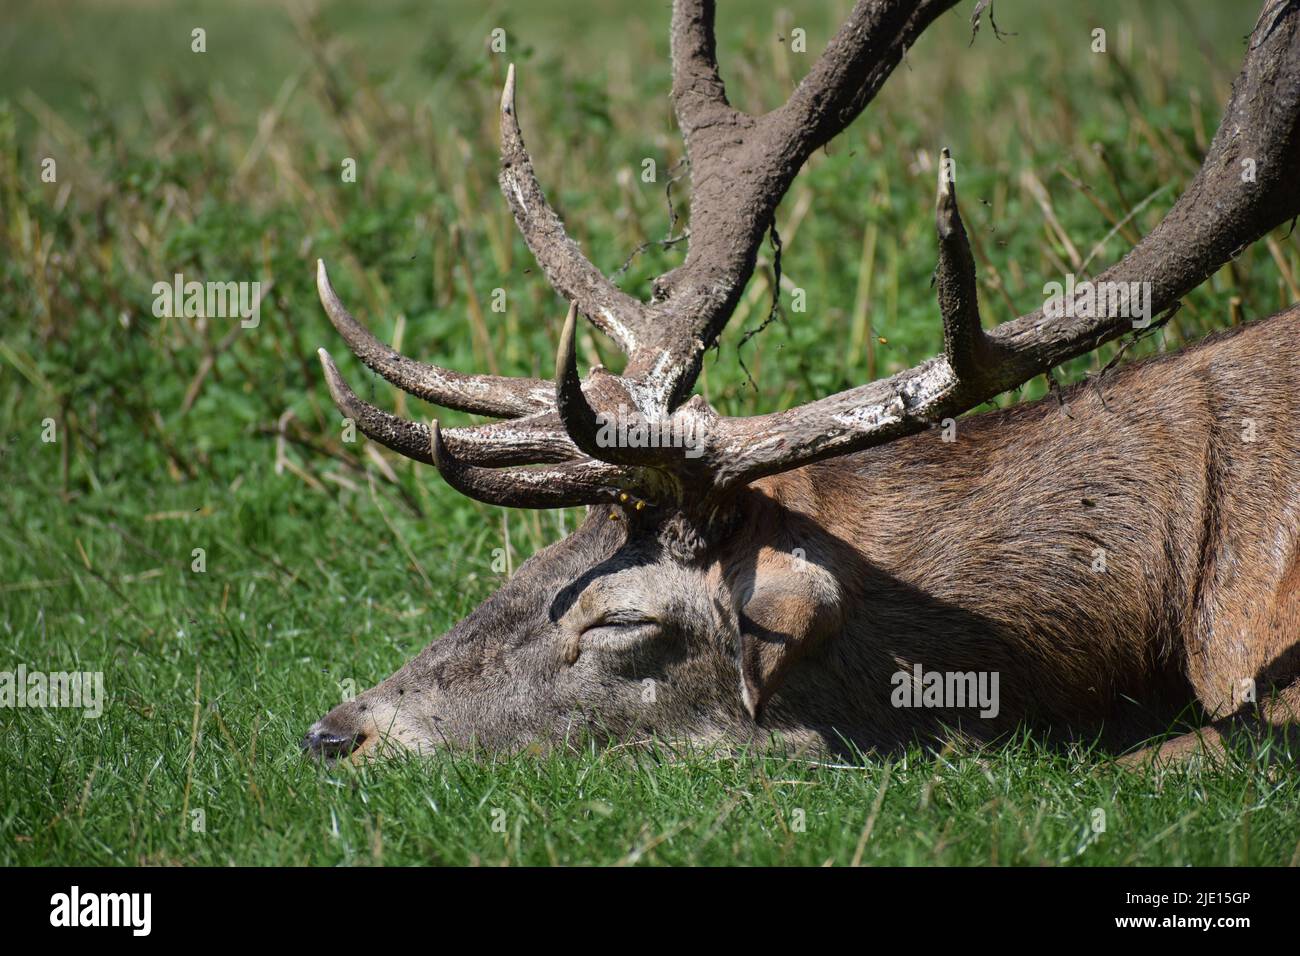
{"left": 936, "top": 147, "right": 955, "bottom": 198}
{"left": 501, "top": 64, "right": 517, "bottom": 113}
{"left": 316, "top": 259, "right": 338, "bottom": 303}
{"left": 556, "top": 301, "right": 579, "bottom": 382}
{"left": 935, "top": 148, "right": 959, "bottom": 222}
{"left": 316, "top": 348, "right": 353, "bottom": 410}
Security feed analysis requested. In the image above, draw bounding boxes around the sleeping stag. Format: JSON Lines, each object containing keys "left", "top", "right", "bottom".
{"left": 304, "top": 0, "right": 1300, "bottom": 766}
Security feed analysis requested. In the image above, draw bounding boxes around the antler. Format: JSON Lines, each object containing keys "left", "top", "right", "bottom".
{"left": 315, "top": 64, "right": 660, "bottom": 507}
{"left": 696, "top": 0, "right": 1300, "bottom": 490}
{"left": 317, "top": 0, "right": 1300, "bottom": 511}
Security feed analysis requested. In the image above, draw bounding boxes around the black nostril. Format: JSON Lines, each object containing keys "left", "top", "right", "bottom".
{"left": 301, "top": 729, "right": 366, "bottom": 758}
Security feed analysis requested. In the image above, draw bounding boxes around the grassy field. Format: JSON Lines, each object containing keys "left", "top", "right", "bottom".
{"left": 2, "top": 0, "right": 1299, "bottom": 866}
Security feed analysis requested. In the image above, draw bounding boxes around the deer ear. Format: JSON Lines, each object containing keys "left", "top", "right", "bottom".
{"left": 735, "top": 548, "right": 842, "bottom": 724}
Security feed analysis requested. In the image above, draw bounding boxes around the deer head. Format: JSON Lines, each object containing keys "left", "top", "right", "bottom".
{"left": 304, "top": 0, "right": 1300, "bottom": 759}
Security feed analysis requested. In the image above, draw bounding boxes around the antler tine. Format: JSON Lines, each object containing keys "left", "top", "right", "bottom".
{"left": 430, "top": 420, "right": 627, "bottom": 509}
{"left": 934, "top": 148, "right": 996, "bottom": 383}
{"left": 499, "top": 64, "right": 647, "bottom": 356}
{"left": 317, "top": 260, "right": 552, "bottom": 419}
{"left": 554, "top": 302, "right": 670, "bottom": 467}
{"left": 703, "top": 0, "right": 1300, "bottom": 492}
{"left": 553, "top": 301, "right": 606, "bottom": 460}
{"left": 318, "top": 349, "right": 581, "bottom": 467}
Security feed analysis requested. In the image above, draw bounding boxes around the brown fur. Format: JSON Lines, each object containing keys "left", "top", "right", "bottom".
{"left": 733, "top": 308, "right": 1300, "bottom": 761}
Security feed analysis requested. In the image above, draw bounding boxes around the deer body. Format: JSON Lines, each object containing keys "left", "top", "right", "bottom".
{"left": 740, "top": 308, "right": 1300, "bottom": 753}
{"left": 303, "top": 1, "right": 1300, "bottom": 765}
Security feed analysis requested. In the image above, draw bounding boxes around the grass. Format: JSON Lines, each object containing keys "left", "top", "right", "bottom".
{"left": 2, "top": 0, "right": 1298, "bottom": 866}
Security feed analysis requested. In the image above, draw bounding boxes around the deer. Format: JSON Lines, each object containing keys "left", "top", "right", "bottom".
{"left": 302, "top": 0, "right": 1300, "bottom": 768}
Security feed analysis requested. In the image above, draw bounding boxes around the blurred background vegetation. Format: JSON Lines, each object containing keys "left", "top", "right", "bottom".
{"left": 2, "top": 1, "right": 1299, "bottom": 865}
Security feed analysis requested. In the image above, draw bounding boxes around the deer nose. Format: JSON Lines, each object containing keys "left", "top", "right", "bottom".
{"left": 301, "top": 727, "right": 366, "bottom": 758}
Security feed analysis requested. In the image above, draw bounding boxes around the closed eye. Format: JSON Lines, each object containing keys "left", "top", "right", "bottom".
{"left": 583, "top": 610, "right": 658, "bottom": 632}
{"left": 579, "top": 613, "right": 662, "bottom": 651}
